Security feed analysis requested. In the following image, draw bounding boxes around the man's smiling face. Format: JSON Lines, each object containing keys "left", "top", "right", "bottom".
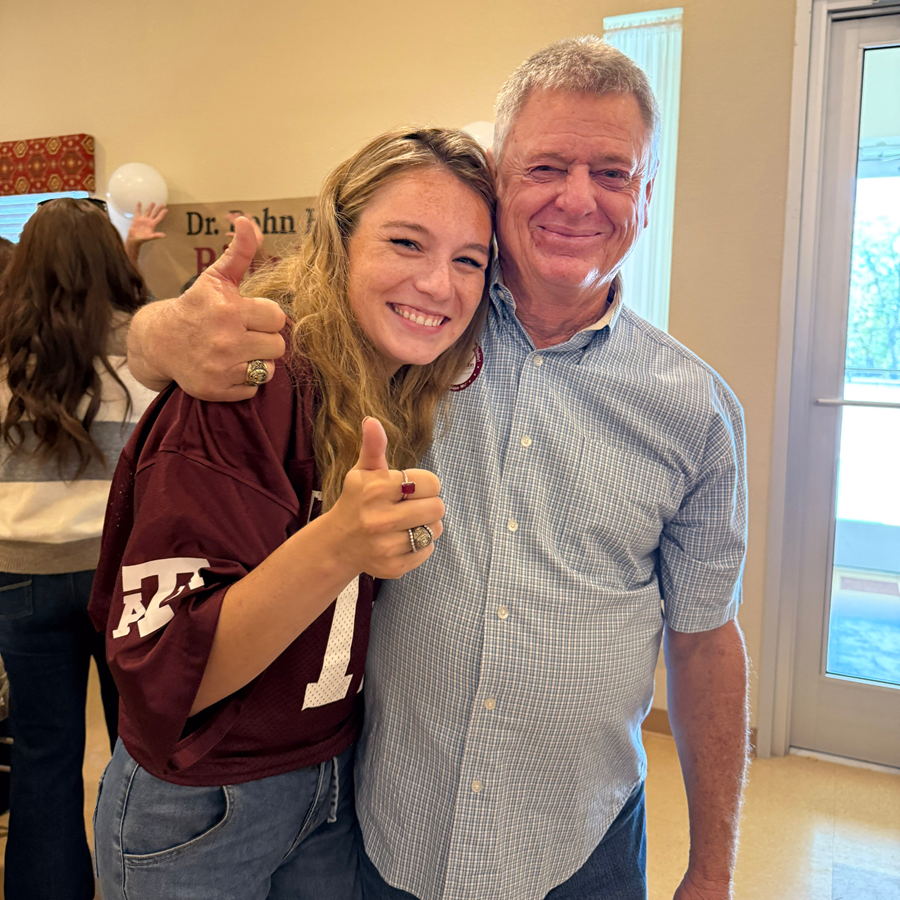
{"left": 495, "top": 88, "right": 655, "bottom": 302}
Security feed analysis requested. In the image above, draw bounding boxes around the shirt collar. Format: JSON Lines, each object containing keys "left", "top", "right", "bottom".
{"left": 489, "top": 272, "right": 624, "bottom": 335}
{"left": 581, "top": 274, "right": 624, "bottom": 332}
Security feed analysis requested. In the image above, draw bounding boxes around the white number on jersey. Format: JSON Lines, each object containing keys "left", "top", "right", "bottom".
{"left": 301, "top": 577, "right": 359, "bottom": 709}
{"left": 112, "top": 557, "right": 209, "bottom": 640}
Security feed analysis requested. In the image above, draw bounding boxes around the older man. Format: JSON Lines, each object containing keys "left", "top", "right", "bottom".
{"left": 127, "top": 38, "right": 748, "bottom": 900}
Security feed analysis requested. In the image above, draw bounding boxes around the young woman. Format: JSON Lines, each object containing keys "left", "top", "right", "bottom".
{"left": 0, "top": 198, "right": 155, "bottom": 900}
{"left": 90, "top": 127, "right": 494, "bottom": 900}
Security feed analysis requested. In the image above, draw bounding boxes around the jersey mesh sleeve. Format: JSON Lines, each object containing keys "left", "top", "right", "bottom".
{"left": 93, "top": 373, "right": 305, "bottom": 772}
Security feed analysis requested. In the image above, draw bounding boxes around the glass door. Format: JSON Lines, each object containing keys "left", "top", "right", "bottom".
{"left": 790, "top": 12, "right": 900, "bottom": 767}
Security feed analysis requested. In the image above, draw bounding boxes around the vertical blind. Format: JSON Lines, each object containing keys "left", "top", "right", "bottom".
{"left": 603, "top": 8, "right": 683, "bottom": 332}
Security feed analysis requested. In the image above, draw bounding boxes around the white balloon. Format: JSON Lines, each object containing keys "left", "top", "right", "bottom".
{"left": 462, "top": 121, "right": 495, "bottom": 150}
{"left": 106, "top": 163, "right": 168, "bottom": 219}
{"left": 107, "top": 204, "right": 132, "bottom": 243}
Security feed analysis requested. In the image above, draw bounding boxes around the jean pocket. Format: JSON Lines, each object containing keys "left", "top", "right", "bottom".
{"left": 0, "top": 575, "right": 32, "bottom": 620}
{"left": 121, "top": 767, "right": 233, "bottom": 865}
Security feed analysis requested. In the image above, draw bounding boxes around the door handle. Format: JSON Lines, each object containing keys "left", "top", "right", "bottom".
{"left": 815, "top": 398, "right": 900, "bottom": 409}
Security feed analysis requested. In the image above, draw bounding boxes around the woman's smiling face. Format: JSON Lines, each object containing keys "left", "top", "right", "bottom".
{"left": 346, "top": 166, "right": 493, "bottom": 375}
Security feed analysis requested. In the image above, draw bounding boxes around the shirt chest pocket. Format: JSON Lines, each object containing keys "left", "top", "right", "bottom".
{"left": 546, "top": 437, "right": 685, "bottom": 581}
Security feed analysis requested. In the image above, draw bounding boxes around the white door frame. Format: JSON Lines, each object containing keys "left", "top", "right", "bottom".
{"left": 756, "top": 0, "right": 900, "bottom": 758}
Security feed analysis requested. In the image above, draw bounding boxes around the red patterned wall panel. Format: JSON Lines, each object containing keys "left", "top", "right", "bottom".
{"left": 0, "top": 134, "right": 96, "bottom": 196}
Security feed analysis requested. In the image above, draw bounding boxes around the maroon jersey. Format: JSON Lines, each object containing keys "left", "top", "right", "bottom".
{"left": 90, "top": 349, "right": 373, "bottom": 786}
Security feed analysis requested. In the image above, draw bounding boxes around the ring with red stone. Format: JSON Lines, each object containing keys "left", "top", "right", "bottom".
{"left": 400, "top": 470, "right": 415, "bottom": 500}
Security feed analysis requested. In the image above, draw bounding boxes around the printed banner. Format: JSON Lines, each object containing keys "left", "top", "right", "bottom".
{"left": 0, "top": 134, "right": 96, "bottom": 195}
{"left": 138, "top": 197, "right": 316, "bottom": 301}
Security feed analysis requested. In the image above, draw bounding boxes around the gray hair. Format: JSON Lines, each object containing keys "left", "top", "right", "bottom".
{"left": 493, "top": 36, "right": 660, "bottom": 166}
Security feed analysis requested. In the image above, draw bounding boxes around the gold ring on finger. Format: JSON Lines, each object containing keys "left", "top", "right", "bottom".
{"left": 245, "top": 359, "right": 268, "bottom": 386}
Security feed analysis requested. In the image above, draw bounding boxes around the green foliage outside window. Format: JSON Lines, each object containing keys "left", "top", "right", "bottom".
{"left": 846, "top": 216, "right": 900, "bottom": 378}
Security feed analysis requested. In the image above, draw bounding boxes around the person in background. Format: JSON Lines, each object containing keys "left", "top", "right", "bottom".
{"left": 0, "top": 236, "right": 13, "bottom": 820}
{"left": 0, "top": 198, "right": 155, "bottom": 900}
{"left": 90, "top": 127, "right": 494, "bottom": 900}
{"left": 0, "top": 236, "right": 14, "bottom": 279}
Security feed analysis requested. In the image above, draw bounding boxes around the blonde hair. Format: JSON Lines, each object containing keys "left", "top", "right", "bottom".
{"left": 243, "top": 127, "right": 495, "bottom": 508}
{"left": 493, "top": 36, "right": 660, "bottom": 166}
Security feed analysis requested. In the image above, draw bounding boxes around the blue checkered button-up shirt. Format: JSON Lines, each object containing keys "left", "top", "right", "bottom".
{"left": 355, "top": 283, "right": 747, "bottom": 900}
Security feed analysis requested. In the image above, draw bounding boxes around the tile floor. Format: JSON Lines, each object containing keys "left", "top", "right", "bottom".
{"left": 0, "top": 665, "right": 897, "bottom": 900}
{"left": 644, "top": 732, "right": 900, "bottom": 899}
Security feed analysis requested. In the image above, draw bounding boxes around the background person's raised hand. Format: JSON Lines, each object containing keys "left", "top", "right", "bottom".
{"left": 327, "top": 417, "right": 444, "bottom": 580}
{"left": 124, "top": 201, "right": 168, "bottom": 266}
{"left": 126, "top": 216, "right": 287, "bottom": 399}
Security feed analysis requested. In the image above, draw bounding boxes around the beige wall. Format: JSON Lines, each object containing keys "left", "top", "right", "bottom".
{"left": 1, "top": 0, "right": 800, "bottom": 726}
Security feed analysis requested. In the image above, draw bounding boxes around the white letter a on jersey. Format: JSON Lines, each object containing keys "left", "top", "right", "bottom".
{"left": 112, "top": 558, "right": 209, "bottom": 639}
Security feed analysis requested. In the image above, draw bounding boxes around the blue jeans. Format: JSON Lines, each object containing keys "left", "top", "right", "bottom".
{"left": 359, "top": 783, "right": 647, "bottom": 900}
{"left": 0, "top": 569, "right": 118, "bottom": 900}
{"left": 95, "top": 739, "right": 363, "bottom": 900}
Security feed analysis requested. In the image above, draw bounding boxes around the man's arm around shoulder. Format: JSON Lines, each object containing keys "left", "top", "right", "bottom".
{"left": 664, "top": 618, "right": 750, "bottom": 900}
{"left": 127, "top": 217, "right": 286, "bottom": 401}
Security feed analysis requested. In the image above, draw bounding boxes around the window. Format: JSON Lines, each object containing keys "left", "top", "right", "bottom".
{"left": 603, "top": 8, "right": 683, "bottom": 331}
{"left": 0, "top": 191, "right": 89, "bottom": 243}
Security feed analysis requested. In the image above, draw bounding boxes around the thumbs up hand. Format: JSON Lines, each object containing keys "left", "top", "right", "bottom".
{"left": 178, "top": 216, "right": 286, "bottom": 394}
{"left": 127, "top": 216, "right": 287, "bottom": 400}
{"left": 206, "top": 214, "right": 259, "bottom": 285}
{"left": 326, "top": 418, "right": 444, "bottom": 579}
{"left": 353, "top": 416, "right": 390, "bottom": 472}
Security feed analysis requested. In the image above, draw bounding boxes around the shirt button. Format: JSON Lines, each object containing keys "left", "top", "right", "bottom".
{"left": 497, "top": 605, "right": 509, "bottom": 620}
{"left": 484, "top": 697, "right": 496, "bottom": 710}
{"left": 533, "top": 356, "right": 543, "bottom": 367}
{"left": 507, "top": 518, "right": 518, "bottom": 532}
{"left": 471, "top": 779, "right": 483, "bottom": 793}
{"left": 520, "top": 435, "right": 532, "bottom": 448}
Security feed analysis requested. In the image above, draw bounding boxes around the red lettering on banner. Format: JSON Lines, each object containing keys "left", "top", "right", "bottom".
{"left": 195, "top": 247, "right": 217, "bottom": 274}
